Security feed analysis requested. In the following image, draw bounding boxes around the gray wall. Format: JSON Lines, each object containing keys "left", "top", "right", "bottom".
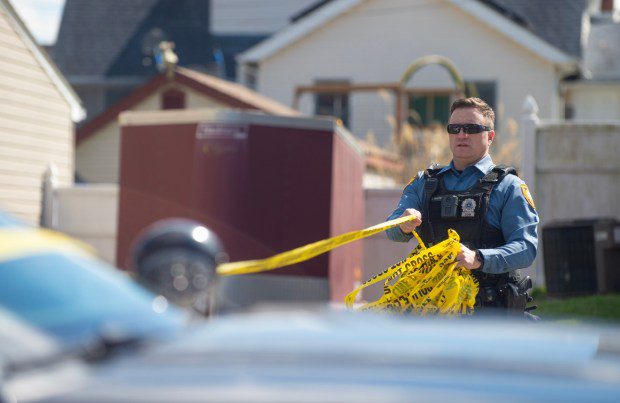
{"left": 533, "top": 121, "right": 620, "bottom": 286}
{"left": 362, "top": 188, "right": 416, "bottom": 302}
{"left": 536, "top": 122, "right": 620, "bottom": 224}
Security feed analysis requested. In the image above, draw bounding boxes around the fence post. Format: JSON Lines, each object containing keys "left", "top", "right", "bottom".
{"left": 520, "top": 95, "right": 543, "bottom": 286}
{"left": 520, "top": 95, "right": 539, "bottom": 196}
{"left": 40, "top": 164, "right": 58, "bottom": 229}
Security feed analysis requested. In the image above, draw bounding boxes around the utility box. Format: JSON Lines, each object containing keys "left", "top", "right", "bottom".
{"left": 543, "top": 218, "right": 620, "bottom": 296}
{"left": 116, "top": 109, "right": 364, "bottom": 305}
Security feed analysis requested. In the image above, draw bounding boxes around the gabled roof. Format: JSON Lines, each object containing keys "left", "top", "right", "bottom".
{"left": 52, "top": 0, "right": 210, "bottom": 78}
{"left": 52, "top": 0, "right": 158, "bottom": 76}
{"left": 76, "top": 66, "right": 300, "bottom": 144}
{"left": 239, "top": 0, "right": 578, "bottom": 66}
{"left": 0, "top": 0, "right": 84, "bottom": 121}
{"left": 449, "top": 0, "right": 577, "bottom": 65}
{"left": 482, "top": 0, "right": 588, "bottom": 58}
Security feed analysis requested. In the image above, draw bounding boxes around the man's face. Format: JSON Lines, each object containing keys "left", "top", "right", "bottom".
{"left": 448, "top": 107, "right": 494, "bottom": 169}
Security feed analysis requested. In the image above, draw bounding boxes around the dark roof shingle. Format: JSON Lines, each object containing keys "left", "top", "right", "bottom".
{"left": 52, "top": 0, "right": 211, "bottom": 77}
{"left": 52, "top": 0, "right": 159, "bottom": 76}
{"left": 481, "top": 0, "right": 589, "bottom": 57}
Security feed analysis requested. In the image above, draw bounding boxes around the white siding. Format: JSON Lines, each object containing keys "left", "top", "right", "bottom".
{"left": 76, "top": 83, "right": 229, "bottom": 183}
{"left": 254, "top": 0, "right": 560, "bottom": 147}
{"left": 0, "top": 7, "right": 73, "bottom": 225}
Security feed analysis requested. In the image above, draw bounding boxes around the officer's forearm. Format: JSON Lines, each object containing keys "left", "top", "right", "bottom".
{"left": 477, "top": 239, "right": 537, "bottom": 274}
{"left": 386, "top": 226, "right": 413, "bottom": 242}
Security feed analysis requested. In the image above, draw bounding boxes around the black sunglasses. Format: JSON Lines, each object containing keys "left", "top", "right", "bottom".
{"left": 446, "top": 123, "right": 492, "bottom": 134}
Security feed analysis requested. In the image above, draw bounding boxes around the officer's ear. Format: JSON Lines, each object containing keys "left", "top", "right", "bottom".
{"left": 488, "top": 130, "right": 495, "bottom": 143}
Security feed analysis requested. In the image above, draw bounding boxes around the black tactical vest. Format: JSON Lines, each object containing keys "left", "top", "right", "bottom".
{"left": 419, "top": 164, "right": 518, "bottom": 287}
{"left": 419, "top": 164, "right": 516, "bottom": 248}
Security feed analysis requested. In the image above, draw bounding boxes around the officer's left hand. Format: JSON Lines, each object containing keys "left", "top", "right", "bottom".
{"left": 456, "top": 244, "right": 482, "bottom": 270}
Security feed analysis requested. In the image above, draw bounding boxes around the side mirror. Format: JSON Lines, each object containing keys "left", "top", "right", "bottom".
{"left": 130, "top": 218, "right": 226, "bottom": 316}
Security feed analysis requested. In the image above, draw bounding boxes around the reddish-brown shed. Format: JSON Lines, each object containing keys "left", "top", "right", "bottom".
{"left": 117, "top": 109, "right": 364, "bottom": 304}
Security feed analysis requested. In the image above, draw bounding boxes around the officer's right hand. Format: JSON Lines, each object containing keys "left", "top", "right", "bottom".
{"left": 399, "top": 209, "right": 422, "bottom": 234}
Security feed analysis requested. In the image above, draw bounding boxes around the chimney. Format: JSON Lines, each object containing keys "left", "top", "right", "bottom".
{"left": 601, "top": 0, "right": 614, "bottom": 12}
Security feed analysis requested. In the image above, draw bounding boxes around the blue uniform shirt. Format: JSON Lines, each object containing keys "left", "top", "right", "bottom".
{"left": 386, "top": 155, "right": 539, "bottom": 274}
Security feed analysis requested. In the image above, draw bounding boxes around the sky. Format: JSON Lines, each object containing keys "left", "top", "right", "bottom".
{"left": 9, "top": 0, "right": 66, "bottom": 45}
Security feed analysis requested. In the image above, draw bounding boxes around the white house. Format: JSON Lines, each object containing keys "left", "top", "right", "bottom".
{"left": 0, "top": 0, "right": 83, "bottom": 225}
{"left": 237, "top": 0, "right": 584, "bottom": 148}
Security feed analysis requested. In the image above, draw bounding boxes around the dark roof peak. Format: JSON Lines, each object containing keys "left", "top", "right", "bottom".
{"left": 52, "top": 0, "right": 210, "bottom": 77}
{"left": 479, "top": 0, "right": 589, "bottom": 58}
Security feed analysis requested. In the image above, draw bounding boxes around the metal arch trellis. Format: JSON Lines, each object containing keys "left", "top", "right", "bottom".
{"left": 292, "top": 54, "right": 472, "bottom": 140}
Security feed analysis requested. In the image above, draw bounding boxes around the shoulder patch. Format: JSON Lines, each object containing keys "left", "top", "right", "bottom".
{"left": 520, "top": 184, "right": 536, "bottom": 210}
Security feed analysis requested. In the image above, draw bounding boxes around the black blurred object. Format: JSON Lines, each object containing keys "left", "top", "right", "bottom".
{"left": 505, "top": 276, "right": 533, "bottom": 312}
{"left": 131, "top": 218, "right": 226, "bottom": 315}
{"left": 543, "top": 218, "right": 620, "bottom": 297}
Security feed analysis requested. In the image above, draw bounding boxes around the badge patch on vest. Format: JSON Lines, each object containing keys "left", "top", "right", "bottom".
{"left": 520, "top": 184, "right": 536, "bottom": 210}
{"left": 461, "top": 198, "right": 477, "bottom": 217}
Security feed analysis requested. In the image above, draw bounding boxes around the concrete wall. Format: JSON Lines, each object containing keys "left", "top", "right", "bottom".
{"left": 252, "top": 0, "right": 560, "bottom": 147}
{"left": 362, "top": 187, "right": 415, "bottom": 302}
{"left": 520, "top": 95, "right": 620, "bottom": 286}
{"left": 536, "top": 122, "right": 620, "bottom": 224}
{"left": 54, "top": 184, "right": 118, "bottom": 264}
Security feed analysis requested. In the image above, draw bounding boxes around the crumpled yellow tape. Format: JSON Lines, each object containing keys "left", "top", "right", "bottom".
{"left": 216, "top": 215, "right": 418, "bottom": 276}
{"left": 345, "top": 229, "right": 478, "bottom": 315}
{"left": 216, "top": 215, "right": 478, "bottom": 316}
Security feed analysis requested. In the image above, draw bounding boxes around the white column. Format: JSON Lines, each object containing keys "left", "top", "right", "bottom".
{"left": 40, "top": 164, "right": 59, "bottom": 229}
{"left": 520, "top": 95, "right": 542, "bottom": 286}
{"left": 520, "top": 95, "right": 539, "bottom": 194}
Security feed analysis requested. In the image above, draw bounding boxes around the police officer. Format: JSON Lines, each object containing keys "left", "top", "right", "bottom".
{"left": 386, "top": 97, "right": 539, "bottom": 314}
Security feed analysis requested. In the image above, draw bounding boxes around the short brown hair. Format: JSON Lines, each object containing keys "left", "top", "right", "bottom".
{"left": 450, "top": 97, "right": 495, "bottom": 128}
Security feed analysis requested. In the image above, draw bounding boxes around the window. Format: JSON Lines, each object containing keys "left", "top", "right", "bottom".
{"left": 407, "top": 93, "right": 450, "bottom": 126}
{"left": 465, "top": 81, "right": 497, "bottom": 113}
{"left": 314, "top": 80, "right": 350, "bottom": 127}
{"left": 243, "top": 63, "right": 258, "bottom": 90}
{"left": 161, "top": 88, "right": 186, "bottom": 110}
{"left": 406, "top": 82, "right": 496, "bottom": 127}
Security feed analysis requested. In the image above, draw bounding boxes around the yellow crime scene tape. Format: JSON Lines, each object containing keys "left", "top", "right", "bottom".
{"left": 216, "top": 215, "right": 478, "bottom": 315}
{"left": 344, "top": 229, "right": 478, "bottom": 315}
{"left": 217, "top": 214, "right": 416, "bottom": 276}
